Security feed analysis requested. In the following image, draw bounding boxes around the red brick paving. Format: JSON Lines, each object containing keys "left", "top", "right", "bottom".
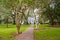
{"left": 15, "top": 25, "right": 34, "bottom": 40}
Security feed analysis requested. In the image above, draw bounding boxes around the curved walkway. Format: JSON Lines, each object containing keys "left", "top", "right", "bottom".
{"left": 15, "top": 25, "right": 34, "bottom": 40}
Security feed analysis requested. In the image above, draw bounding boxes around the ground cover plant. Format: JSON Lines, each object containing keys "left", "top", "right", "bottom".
{"left": 0, "top": 24, "right": 29, "bottom": 40}
{"left": 34, "top": 24, "right": 60, "bottom": 40}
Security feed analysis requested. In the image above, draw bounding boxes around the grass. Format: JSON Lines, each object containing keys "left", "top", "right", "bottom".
{"left": 34, "top": 24, "right": 60, "bottom": 40}
{"left": 0, "top": 24, "right": 29, "bottom": 40}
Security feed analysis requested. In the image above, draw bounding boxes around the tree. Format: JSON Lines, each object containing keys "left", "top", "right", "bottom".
{"left": 0, "top": 0, "right": 21, "bottom": 34}
{"left": 42, "top": 0, "right": 60, "bottom": 25}
{"left": 54, "top": 0, "right": 60, "bottom": 24}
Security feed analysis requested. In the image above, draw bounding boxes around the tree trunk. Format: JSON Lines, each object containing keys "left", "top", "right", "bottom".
{"left": 6, "top": 22, "right": 8, "bottom": 28}
{"left": 5, "top": 15, "right": 9, "bottom": 28}
{"left": 48, "top": 14, "right": 55, "bottom": 25}
{"left": 13, "top": 16, "right": 15, "bottom": 24}
{"left": 16, "top": 24, "right": 20, "bottom": 34}
{"left": 50, "top": 17, "right": 54, "bottom": 25}
{"left": 14, "top": 10, "right": 21, "bottom": 34}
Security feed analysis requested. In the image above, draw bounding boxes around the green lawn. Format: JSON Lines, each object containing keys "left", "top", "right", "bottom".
{"left": 34, "top": 24, "right": 60, "bottom": 40}
{"left": 0, "top": 24, "right": 29, "bottom": 40}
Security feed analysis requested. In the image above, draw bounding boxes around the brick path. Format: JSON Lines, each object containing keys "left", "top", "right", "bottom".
{"left": 15, "top": 25, "right": 34, "bottom": 40}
